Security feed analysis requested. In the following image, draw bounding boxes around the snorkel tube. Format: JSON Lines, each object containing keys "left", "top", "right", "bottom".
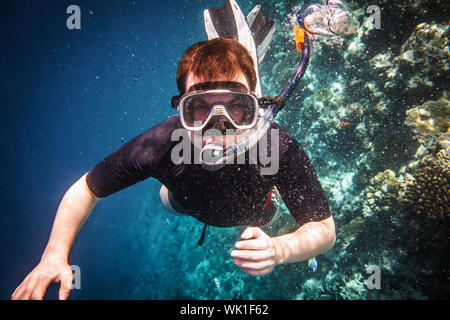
{"left": 200, "top": 0, "right": 358, "bottom": 168}
{"left": 200, "top": 26, "right": 311, "bottom": 168}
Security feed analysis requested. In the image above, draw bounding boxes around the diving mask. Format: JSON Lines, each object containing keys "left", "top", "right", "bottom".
{"left": 172, "top": 82, "right": 261, "bottom": 131}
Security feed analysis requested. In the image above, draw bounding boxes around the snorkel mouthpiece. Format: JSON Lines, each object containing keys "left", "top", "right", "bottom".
{"left": 202, "top": 142, "right": 223, "bottom": 163}
{"left": 201, "top": 142, "right": 225, "bottom": 170}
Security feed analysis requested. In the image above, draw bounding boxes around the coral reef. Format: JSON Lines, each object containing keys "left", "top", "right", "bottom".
{"left": 405, "top": 92, "right": 450, "bottom": 150}
{"left": 313, "top": 88, "right": 333, "bottom": 103}
{"left": 362, "top": 169, "right": 399, "bottom": 217}
{"left": 370, "top": 23, "right": 449, "bottom": 101}
{"left": 393, "top": 148, "right": 449, "bottom": 299}
{"left": 257, "top": 0, "right": 450, "bottom": 300}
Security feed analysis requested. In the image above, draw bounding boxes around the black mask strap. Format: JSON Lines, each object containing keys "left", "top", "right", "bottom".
{"left": 188, "top": 81, "right": 249, "bottom": 93}
{"left": 258, "top": 96, "right": 286, "bottom": 110}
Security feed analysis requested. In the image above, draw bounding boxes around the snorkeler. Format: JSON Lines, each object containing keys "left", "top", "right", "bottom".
{"left": 12, "top": 0, "right": 340, "bottom": 300}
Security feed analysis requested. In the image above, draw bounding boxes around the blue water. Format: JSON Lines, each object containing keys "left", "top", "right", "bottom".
{"left": 0, "top": 0, "right": 228, "bottom": 299}
{"left": 1, "top": 0, "right": 448, "bottom": 300}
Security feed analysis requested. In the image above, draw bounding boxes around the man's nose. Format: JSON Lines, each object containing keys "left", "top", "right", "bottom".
{"left": 213, "top": 121, "right": 226, "bottom": 130}
{"left": 211, "top": 115, "right": 229, "bottom": 130}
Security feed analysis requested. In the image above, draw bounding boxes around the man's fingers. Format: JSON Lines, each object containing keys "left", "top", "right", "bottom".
{"left": 11, "top": 260, "right": 73, "bottom": 300}
{"left": 241, "top": 227, "right": 265, "bottom": 240}
{"left": 58, "top": 270, "right": 73, "bottom": 300}
{"left": 12, "top": 276, "right": 37, "bottom": 300}
{"left": 11, "top": 283, "right": 23, "bottom": 300}
{"left": 11, "top": 284, "right": 24, "bottom": 300}
{"left": 240, "top": 266, "right": 272, "bottom": 277}
{"left": 235, "top": 228, "right": 277, "bottom": 276}
{"left": 30, "top": 276, "right": 54, "bottom": 300}
{"left": 12, "top": 273, "right": 71, "bottom": 300}
{"left": 231, "top": 249, "right": 275, "bottom": 261}
{"left": 234, "top": 258, "right": 273, "bottom": 270}
{"left": 235, "top": 237, "right": 270, "bottom": 250}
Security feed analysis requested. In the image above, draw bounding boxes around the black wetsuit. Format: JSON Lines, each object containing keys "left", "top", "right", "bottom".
{"left": 86, "top": 115, "right": 331, "bottom": 227}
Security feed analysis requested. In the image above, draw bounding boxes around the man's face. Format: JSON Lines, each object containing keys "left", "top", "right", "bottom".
{"left": 184, "top": 72, "right": 253, "bottom": 149}
{"left": 189, "top": 94, "right": 247, "bottom": 126}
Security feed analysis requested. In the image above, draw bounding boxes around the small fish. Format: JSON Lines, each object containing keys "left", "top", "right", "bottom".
{"left": 308, "top": 257, "right": 317, "bottom": 272}
{"left": 214, "top": 277, "right": 221, "bottom": 294}
{"left": 341, "top": 121, "right": 352, "bottom": 127}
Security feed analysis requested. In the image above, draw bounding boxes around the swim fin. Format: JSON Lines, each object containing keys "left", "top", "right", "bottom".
{"left": 203, "top": 0, "right": 275, "bottom": 97}
{"left": 246, "top": 5, "right": 276, "bottom": 65}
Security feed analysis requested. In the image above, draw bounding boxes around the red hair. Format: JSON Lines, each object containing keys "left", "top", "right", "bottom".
{"left": 176, "top": 37, "right": 257, "bottom": 93}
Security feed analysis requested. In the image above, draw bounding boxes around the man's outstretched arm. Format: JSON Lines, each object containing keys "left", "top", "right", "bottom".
{"left": 11, "top": 173, "right": 99, "bottom": 300}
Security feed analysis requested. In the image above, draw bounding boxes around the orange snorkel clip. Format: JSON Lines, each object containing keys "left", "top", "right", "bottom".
{"left": 294, "top": 25, "right": 306, "bottom": 51}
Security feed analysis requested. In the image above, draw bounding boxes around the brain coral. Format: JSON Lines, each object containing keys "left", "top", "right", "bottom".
{"left": 403, "top": 148, "right": 449, "bottom": 220}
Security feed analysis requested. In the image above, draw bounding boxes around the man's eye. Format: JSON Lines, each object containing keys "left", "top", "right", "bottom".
{"left": 229, "top": 103, "right": 245, "bottom": 110}
{"left": 193, "top": 104, "right": 209, "bottom": 110}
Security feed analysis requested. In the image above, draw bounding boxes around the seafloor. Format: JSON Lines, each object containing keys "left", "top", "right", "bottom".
{"left": 131, "top": 0, "right": 448, "bottom": 300}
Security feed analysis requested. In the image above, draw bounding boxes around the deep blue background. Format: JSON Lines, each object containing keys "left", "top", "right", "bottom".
{"left": 0, "top": 0, "right": 228, "bottom": 299}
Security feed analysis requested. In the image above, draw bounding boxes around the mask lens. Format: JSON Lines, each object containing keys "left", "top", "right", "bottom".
{"left": 299, "top": 0, "right": 357, "bottom": 36}
{"left": 327, "top": 0, "right": 347, "bottom": 11}
{"left": 225, "top": 94, "right": 256, "bottom": 126}
{"left": 329, "top": 11, "right": 359, "bottom": 35}
{"left": 303, "top": 5, "right": 327, "bottom": 34}
{"left": 180, "top": 91, "right": 257, "bottom": 129}
{"left": 182, "top": 96, "right": 211, "bottom": 128}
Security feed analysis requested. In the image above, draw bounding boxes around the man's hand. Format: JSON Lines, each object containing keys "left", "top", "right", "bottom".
{"left": 11, "top": 256, "right": 73, "bottom": 300}
{"left": 231, "top": 227, "right": 280, "bottom": 276}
